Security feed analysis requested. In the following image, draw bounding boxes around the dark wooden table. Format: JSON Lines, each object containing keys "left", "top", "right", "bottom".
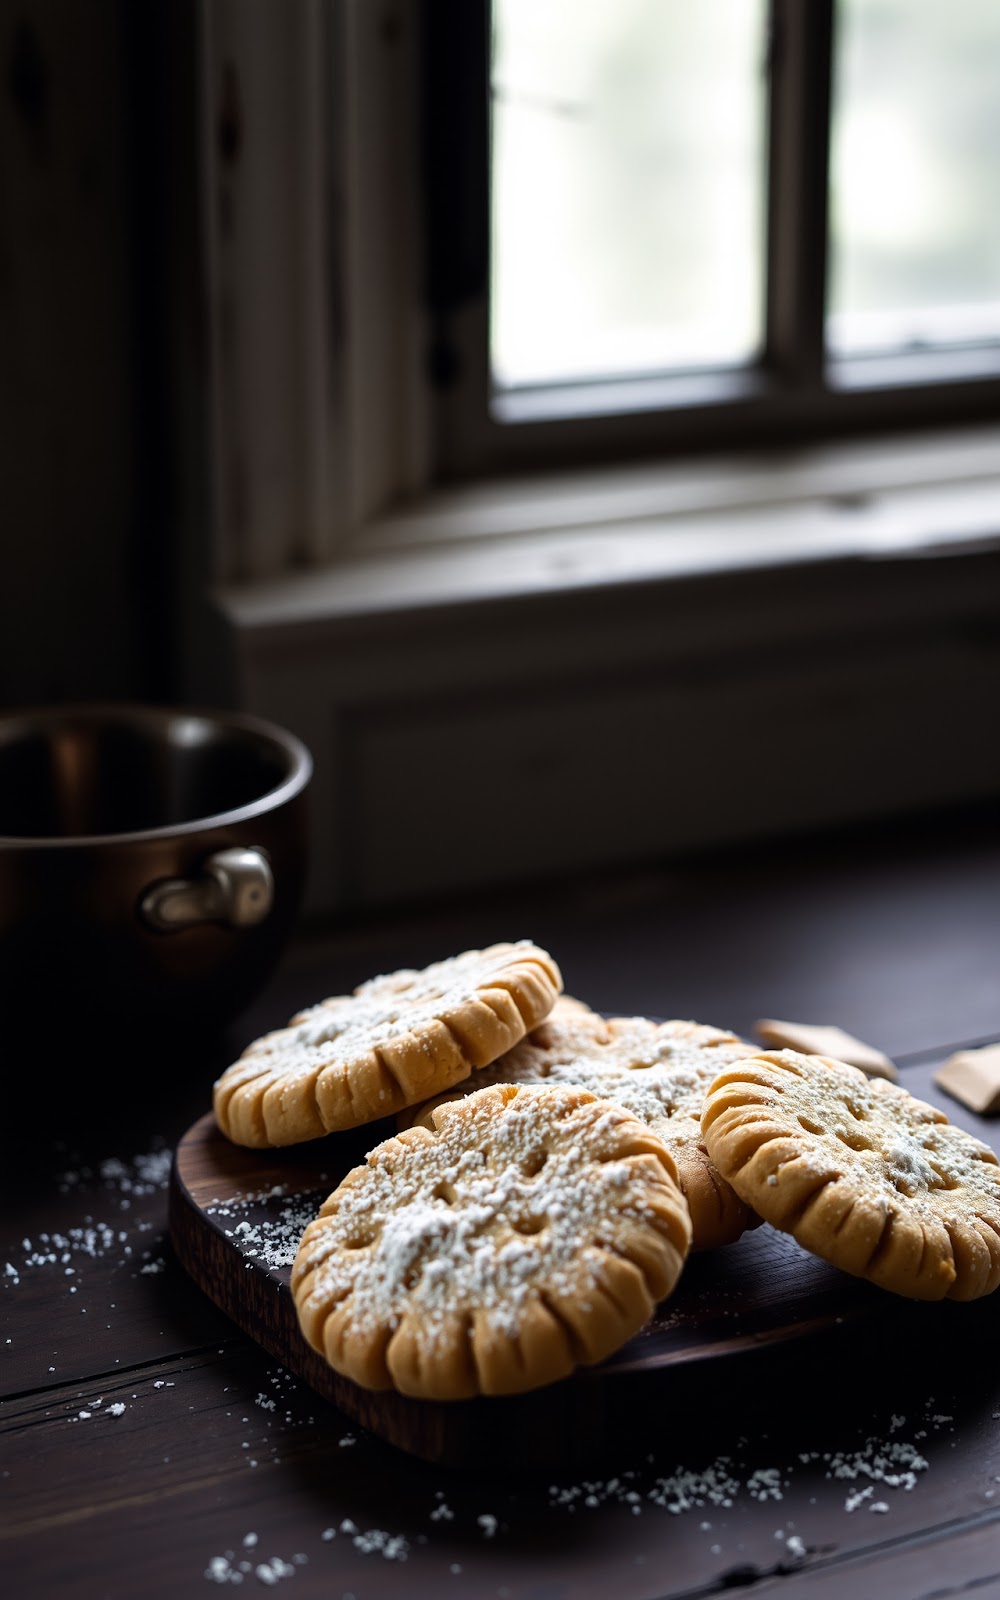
{"left": 5, "top": 808, "right": 1000, "bottom": 1599}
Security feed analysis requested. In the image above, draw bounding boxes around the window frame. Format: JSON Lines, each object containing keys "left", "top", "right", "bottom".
{"left": 424, "top": 0, "right": 1000, "bottom": 480}
{"left": 199, "top": 0, "right": 1000, "bottom": 589}
{"left": 201, "top": 0, "right": 431, "bottom": 584}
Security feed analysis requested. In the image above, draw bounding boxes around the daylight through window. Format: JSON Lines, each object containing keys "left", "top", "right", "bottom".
{"left": 490, "top": 0, "right": 1000, "bottom": 401}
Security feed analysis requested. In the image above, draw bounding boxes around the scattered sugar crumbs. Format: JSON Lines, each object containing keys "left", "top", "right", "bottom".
{"left": 71, "top": 1396, "right": 129, "bottom": 1423}
{"left": 204, "top": 1187, "right": 329, "bottom": 1273}
{"left": 56, "top": 1143, "right": 173, "bottom": 1202}
{"left": 205, "top": 1551, "right": 308, "bottom": 1586}
{"left": 195, "top": 1405, "right": 967, "bottom": 1588}
{"left": 546, "top": 1406, "right": 956, "bottom": 1529}
{"left": 4, "top": 1222, "right": 165, "bottom": 1291}
{"left": 3, "top": 1143, "right": 173, "bottom": 1306}
{"left": 812, "top": 1436, "right": 931, "bottom": 1508}
{"left": 204, "top": 1500, "right": 511, "bottom": 1586}
{"left": 215, "top": 1365, "right": 334, "bottom": 1473}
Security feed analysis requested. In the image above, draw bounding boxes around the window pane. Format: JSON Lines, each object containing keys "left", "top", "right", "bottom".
{"left": 490, "top": 0, "right": 767, "bottom": 391}
{"left": 829, "top": 0, "right": 1000, "bottom": 355}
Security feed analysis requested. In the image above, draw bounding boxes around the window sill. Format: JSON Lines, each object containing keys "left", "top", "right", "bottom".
{"left": 212, "top": 423, "right": 1000, "bottom": 915}
{"left": 217, "top": 424, "right": 1000, "bottom": 641}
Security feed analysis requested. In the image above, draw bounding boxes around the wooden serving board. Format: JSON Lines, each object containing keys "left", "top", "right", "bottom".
{"left": 169, "top": 1106, "right": 1000, "bottom": 1469}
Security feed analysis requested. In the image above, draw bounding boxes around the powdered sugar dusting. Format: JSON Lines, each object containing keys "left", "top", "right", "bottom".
{"left": 295, "top": 1084, "right": 688, "bottom": 1356}
{"left": 206, "top": 1187, "right": 329, "bottom": 1273}
{"left": 417, "top": 1012, "right": 749, "bottom": 1153}
{"left": 219, "top": 942, "right": 557, "bottom": 1098}
{"left": 709, "top": 1051, "right": 1000, "bottom": 1232}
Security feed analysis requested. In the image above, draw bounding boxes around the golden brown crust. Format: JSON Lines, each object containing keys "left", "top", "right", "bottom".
{"left": 701, "top": 1050, "right": 1000, "bottom": 1301}
{"left": 213, "top": 942, "right": 562, "bottom": 1147}
{"left": 400, "top": 1010, "right": 757, "bottom": 1251}
{"left": 292, "top": 1083, "right": 692, "bottom": 1398}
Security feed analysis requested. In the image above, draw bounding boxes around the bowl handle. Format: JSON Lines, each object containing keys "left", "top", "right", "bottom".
{"left": 139, "top": 847, "right": 274, "bottom": 932}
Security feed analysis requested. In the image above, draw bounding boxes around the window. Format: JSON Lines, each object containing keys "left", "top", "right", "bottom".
{"left": 424, "top": 0, "right": 1000, "bottom": 478}
{"left": 201, "top": 1, "right": 1000, "bottom": 917}
{"left": 491, "top": 0, "right": 768, "bottom": 390}
{"left": 829, "top": 0, "right": 1000, "bottom": 359}
{"left": 201, "top": 1, "right": 1000, "bottom": 576}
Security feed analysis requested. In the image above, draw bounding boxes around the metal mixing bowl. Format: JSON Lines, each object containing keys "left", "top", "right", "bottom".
{"left": 0, "top": 704, "right": 312, "bottom": 1033}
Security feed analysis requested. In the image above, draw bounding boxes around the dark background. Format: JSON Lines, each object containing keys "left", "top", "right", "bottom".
{"left": 1, "top": 1, "right": 202, "bottom": 710}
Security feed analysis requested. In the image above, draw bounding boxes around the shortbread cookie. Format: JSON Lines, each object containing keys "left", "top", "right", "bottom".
{"left": 542, "top": 994, "right": 597, "bottom": 1024}
{"left": 292, "top": 1083, "right": 692, "bottom": 1398}
{"left": 214, "top": 942, "right": 562, "bottom": 1147}
{"left": 754, "top": 1019, "right": 897, "bottom": 1081}
{"left": 702, "top": 1050, "right": 1000, "bottom": 1301}
{"left": 403, "top": 1011, "right": 756, "bottom": 1251}
{"left": 935, "top": 1044, "right": 1000, "bottom": 1115}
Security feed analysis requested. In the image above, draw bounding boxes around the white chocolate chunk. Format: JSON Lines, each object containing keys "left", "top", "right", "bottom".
{"left": 753, "top": 1019, "right": 897, "bottom": 1081}
{"left": 935, "top": 1045, "right": 1000, "bottom": 1116}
